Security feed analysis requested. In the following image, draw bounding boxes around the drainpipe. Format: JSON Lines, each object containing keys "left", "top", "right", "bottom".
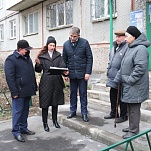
{"left": 110, "top": 0, "right": 113, "bottom": 49}
{"left": 19, "top": 12, "right": 20, "bottom": 40}
{"left": 80, "top": 0, "right": 82, "bottom": 29}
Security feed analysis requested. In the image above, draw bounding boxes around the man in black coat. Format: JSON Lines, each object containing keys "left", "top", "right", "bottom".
{"left": 63, "top": 27, "right": 93, "bottom": 122}
{"left": 4, "top": 40, "right": 37, "bottom": 142}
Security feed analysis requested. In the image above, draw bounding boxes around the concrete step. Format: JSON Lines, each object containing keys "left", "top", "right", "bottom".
{"left": 92, "top": 83, "right": 151, "bottom": 99}
{"left": 89, "top": 81, "right": 151, "bottom": 108}
{"left": 149, "top": 90, "right": 151, "bottom": 98}
{"left": 87, "top": 90, "right": 109, "bottom": 102}
{"left": 141, "top": 99, "right": 151, "bottom": 110}
{"left": 91, "top": 83, "right": 110, "bottom": 92}
{"left": 88, "top": 98, "right": 151, "bottom": 123}
{"left": 87, "top": 88, "right": 151, "bottom": 111}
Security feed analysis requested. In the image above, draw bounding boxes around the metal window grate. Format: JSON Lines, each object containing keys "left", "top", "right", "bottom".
{"left": 46, "top": 0, "right": 73, "bottom": 29}
{"left": 91, "top": 0, "right": 116, "bottom": 20}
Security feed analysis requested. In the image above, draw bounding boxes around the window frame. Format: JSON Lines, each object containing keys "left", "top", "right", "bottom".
{"left": 0, "top": 0, "right": 3, "bottom": 9}
{"left": 0, "top": 24, "right": 4, "bottom": 41}
{"left": 46, "top": 0, "right": 73, "bottom": 30}
{"left": 24, "top": 11, "right": 38, "bottom": 36}
{"left": 10, "top": 19, "right": 16, "bottom": 39}
{"left": 91, "top": 0, "right": 117, "bottom": 22}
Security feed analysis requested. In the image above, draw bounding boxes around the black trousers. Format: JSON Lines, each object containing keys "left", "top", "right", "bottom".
{"left": 42, "top": 106, "right": 58, "bottom": 123}
{"left": 110, "top": 87, "right": 127, "bottom": 117}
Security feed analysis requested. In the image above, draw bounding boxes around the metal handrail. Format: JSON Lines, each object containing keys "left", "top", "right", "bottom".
{"left": 100, "top": 129, "right": 151, "bottom": 151}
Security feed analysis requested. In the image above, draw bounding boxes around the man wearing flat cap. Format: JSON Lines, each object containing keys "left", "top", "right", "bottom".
{"left": 104, "top": 30, "right": 128, "bottom": 123}
{"left": 4, "top": 39, "right": 37, "bottom": 142}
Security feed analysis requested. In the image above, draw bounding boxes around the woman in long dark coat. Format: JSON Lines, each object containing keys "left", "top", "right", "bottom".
{"left": 35, "top": 36, "right": 67, "bottom": 131}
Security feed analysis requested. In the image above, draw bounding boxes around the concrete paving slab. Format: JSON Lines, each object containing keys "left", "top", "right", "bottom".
{"left": 41, "top": 102, "right": 151, "bottom": 151}
{"left": 0, "top": 116, "right": 113, "bottom": 151}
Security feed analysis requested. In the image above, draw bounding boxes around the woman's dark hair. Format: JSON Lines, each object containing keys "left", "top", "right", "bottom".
{"left": 37, "top": 45, "right": 56, "bottom": 57}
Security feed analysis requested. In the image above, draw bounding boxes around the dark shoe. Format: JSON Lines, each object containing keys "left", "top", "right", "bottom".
{"left": 122, "top": 132, "right": 136, "bottom": 139}
{"left": 43, "top": 123, "right": 50, "bottom": 132}
{"left": 67, "top": 112, "right": 76, "bottom": 119}
{"left": 14, "top": 135, "right": 25, "bottom": 142}
{"left": 53, "top": 120, "right": 61, "bottom": 128}
{"left": 21, "top": 129, "right": 35, "bottom": 135}
{"left": 122, "top": 127, "right": 129, "bottom": 132}
{"left": 82, "top": 114, "right": 89, "bottom": 122}
{"left": 116, "top": 116, "right": 128, "bottom": 123}
{"left": 104, "top": 115, "right": 115, "bottom": 119}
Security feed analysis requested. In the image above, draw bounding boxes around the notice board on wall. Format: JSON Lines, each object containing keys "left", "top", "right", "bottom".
{"left": 130, "top": 10, "right": 144, "bottom": 32}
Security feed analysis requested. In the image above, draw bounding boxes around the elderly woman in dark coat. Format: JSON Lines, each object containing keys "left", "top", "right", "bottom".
{"left": 114, "top": 26, "right": 150, "bottom": 139}
{"left": 35, "top": 36, "right": 67, "bottom": 131}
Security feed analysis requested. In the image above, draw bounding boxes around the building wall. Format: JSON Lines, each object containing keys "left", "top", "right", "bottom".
{"left": 0, "top": 13, "right": 19, "bottom": 51}
{"left": 0, "top": 0, "right": 132, "bottom": 72}
{"left": 135, "top": 0, "right": 147, "bottom": 33}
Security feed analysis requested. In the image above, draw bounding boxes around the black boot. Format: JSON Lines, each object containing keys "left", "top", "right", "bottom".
{"left": 52, "top": 106, "right": 60, "bottom": 128}
{"left": 53, "top": 120, "right": 60, "bottom": 128}
{"left": 42, "top": 108, "right": 49, "bottom": 132}
{"left": 43, "top": 123, "right": 50, "bottom": 132}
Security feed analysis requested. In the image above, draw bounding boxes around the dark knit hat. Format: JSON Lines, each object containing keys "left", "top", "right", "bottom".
{"left": 126, "top": 26, "right": 141, "bottom": 39}
{"left": 17, "top": 40, "right": 32, "bottom": 50}
{"left": 46, "top": 36, "right": 56, "bottom": 46}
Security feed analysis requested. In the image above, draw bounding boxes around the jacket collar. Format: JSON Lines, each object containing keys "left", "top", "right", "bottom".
{"left": 114, "top": 41, "right": 126, "bottom": 49}
{"left": 39, "top": 50, "right": 60, "bottom": 60}
{"left": 13, "top": 50, "right": 24, "bottom": 58}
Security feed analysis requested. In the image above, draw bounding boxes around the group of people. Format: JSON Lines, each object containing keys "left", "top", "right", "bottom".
{"left": 4, "top": 25, "right": 150, "bottom": 142}
{"left": 4, "top": 27, "right": 93, "bottom": 142}
{"left": 105, "top": 26, "right": 150, "bottom": 139}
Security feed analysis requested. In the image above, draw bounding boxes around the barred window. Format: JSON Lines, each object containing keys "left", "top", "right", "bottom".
{"left": 46, "top": 0, "right": 73, "bottom": 29}
{"left": 91, "top": 0, "right": 116, "bottom": 20}
{"left": 24, "top": 12, "right": 38, "bottom": 35}
{"left": 0, "top": 24, "right": 4, "bottom": 41}
{"left": 10, "top": 20, "right": 16, "bottom": 39}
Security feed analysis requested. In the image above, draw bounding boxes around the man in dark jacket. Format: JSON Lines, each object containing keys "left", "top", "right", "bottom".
{"left": 104, "top": 30, "right": 128, "bottom": 123}
{"left": 4, "top": 40, "right": 37, "bottom": 142}
{"left": 63, "top": 27, "right": 93, "bottom": 122}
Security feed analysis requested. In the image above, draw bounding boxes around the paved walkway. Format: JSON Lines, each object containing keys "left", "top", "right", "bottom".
{"left": 0, "top": 116, "right": 110, "bottom": 151}
{"left": 1, "top": 72, "right": 151, "bottom": 151}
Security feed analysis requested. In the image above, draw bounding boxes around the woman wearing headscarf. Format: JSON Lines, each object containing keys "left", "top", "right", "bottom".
{"left": 114, "top": 26, "right": 150, "bottom": 139}
{"left": 35, "top": 36, "right": 67, "bottom": 131}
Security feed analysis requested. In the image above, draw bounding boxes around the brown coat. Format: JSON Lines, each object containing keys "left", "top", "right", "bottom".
{"left": 35, "top": 51, "right": 66, "bottom": 108}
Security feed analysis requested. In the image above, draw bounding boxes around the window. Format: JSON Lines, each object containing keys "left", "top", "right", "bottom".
{"left": 46, "top": 0, "right": 73, "bottom": 29}
{"left": 91, "top": 0, "right": 116, "bottom": 20}
{"left": 0, "top": 0, "right": 3, "bottom": 9}
{"left": 24, "top": 12, "right": 38, "bottom": 35}
{"left": 0, "top": 24, "right": 4, "bottom": 41}
{"left": 10, "top": 20, "right": 16, "bottom": 39}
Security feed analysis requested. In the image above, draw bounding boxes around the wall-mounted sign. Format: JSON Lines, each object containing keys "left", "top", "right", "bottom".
{"left": 130, "top": 10, "right": 144, "bottom": 32}
{"left": 149, "top": 4, "right": 151, "bottom": 15}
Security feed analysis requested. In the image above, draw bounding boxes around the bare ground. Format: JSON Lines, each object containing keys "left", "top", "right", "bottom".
{"left": 0, "top": 85, "right": 70, "bottom": 121}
